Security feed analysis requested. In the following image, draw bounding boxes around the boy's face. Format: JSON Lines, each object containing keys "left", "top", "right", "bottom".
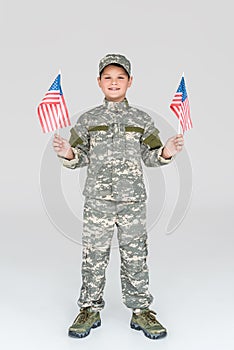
{"left": 97, "top": 65, "right": 132, "bottom": 102}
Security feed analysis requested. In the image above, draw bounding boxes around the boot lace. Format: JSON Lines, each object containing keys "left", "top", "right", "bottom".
{"left": 75, "top": 308, "right": 90, "bottom": 324}
{"left": 141, "top": 310, "right": 159, "bottom": 326}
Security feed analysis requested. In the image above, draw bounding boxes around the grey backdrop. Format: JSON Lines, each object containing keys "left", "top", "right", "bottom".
{"left": 1, "top": 1, "right": 234, "bottom": 349}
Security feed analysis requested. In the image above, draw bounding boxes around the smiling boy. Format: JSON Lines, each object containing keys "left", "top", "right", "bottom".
{"left": 53, "top": 54, "right": 184, "bottom": 340}
{"left": 97, "top": 63, "right": 133, "bottom": 102}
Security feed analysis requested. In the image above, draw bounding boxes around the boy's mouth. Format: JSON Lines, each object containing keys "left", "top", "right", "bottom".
{"left": 108, "top": 87, "right": 120, "bottom": 91}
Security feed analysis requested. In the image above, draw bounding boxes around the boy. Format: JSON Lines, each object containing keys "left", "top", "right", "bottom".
{"left": 53, "top": 54, "right": 184, "bottom": 340}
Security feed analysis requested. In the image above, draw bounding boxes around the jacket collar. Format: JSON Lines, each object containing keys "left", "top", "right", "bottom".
{"left": 103, "top": 98, "right": 130, "bottom": 112}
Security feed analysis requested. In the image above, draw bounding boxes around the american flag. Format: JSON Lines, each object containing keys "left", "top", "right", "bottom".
{"left": 37, "top": 73, "right": 71, "bottom": 133}
{"left": 170, "top": 75, "right": 192, "bottom": 133}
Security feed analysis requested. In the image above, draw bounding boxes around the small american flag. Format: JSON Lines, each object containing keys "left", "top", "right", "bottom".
{"left": 170, "top": 75, "right": 192, "bottom": 133}
{"left": 37, "top": 73, "right": 71, "bottom": 133}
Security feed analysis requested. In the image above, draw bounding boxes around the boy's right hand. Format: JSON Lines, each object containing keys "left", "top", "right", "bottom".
{"left": 53, "top": 134, "right": 75, "bottom": 160}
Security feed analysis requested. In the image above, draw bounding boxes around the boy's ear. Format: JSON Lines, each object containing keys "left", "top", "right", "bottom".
{"left": 97, "top": 76, "right": 101, "bottom": 87}
{"left": 128, "top": 76, "right": 133, "bottom": 87}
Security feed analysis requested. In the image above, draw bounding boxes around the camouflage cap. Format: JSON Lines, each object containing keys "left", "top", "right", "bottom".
{"left": 99, "top": 54, "right": 131, "bottom": 76}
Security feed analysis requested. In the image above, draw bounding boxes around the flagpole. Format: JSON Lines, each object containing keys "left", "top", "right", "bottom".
{"left": 177, "top": 121, "right": 181, "bottom": 135}
{"left": 56, "top": 69, "right": 62, "bottom": 136}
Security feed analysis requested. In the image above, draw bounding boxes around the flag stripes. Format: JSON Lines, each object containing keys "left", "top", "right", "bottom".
{"left": 37, "top": 74, "right": 71, "bottom": 133}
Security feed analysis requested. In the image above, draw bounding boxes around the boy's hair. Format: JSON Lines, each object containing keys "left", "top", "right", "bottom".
{"left": 99, "top": 63, "right": 130, "bottom": 79}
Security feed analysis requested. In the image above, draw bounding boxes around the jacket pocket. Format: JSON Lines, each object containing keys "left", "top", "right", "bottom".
{"left": 88, "top": 125, "right": 109, "bottom": 157}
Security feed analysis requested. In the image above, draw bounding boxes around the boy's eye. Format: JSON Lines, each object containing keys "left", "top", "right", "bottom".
{"left": 103, "top": 76, "right": 125, "bottom": 80}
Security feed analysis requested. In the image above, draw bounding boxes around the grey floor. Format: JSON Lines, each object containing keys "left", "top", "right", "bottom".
{"left": 1, "top": 202, "right": 234, "bottom": 350}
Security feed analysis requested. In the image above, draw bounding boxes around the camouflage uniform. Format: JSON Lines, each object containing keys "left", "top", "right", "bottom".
{"left": 60, "top": 97, "right": 172, "bottom": 312}
{"left": 79, "top": 197, "right": 150, "bottom": 310}
{"left": 62, "top": 98, "right": 171, "bottom": 201}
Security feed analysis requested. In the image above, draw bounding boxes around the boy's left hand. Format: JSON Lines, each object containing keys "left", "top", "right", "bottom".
{"left": 162, "top": 134, "right": 184, "bottom": 159}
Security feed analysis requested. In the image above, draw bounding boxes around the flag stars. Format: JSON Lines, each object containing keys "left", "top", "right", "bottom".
{"left": 177, "top": 77, "right": 187, "bottom": 102}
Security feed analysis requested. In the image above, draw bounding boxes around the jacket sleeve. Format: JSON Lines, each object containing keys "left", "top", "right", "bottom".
{"left": 140, "top": 115, "right": 173, "bottom": 167}
{"left": 58, "top": 114, "right": 90, "bottom": 169}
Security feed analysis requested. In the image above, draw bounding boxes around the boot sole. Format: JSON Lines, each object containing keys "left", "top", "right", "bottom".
{"left": 130, "top": 322, "right": 167, "bottom": 340}
{"left": 68, "top": 320, "right": 101, "bottom": 338}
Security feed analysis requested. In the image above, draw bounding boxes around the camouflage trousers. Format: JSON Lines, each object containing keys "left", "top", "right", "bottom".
{"left": 77, "top": 197, "right": 153, "bottom": 311}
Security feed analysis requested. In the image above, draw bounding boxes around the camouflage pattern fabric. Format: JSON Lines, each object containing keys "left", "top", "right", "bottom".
{"left": 99, "top": 53, "right": 131, "bottom": 76}
{"left": 59, "top": 98, "right": 173, "bottom": 312}
{"left": 77, "top": 197, "right": 153, "bottom": 311}
{"left": 61, "top": 98, "right": 172, "bottom": 202}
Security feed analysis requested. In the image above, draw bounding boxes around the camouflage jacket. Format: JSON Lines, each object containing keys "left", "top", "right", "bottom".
{"left": 60, "top": 98, "right": 172, "bottom": 201}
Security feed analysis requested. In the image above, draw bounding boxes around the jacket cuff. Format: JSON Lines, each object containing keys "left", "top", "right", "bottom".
{"left": 57, "top": 148, "right": 80, "bottom": 168}
{"left": 157, "top": 146, "right": 174, "bottom": 164}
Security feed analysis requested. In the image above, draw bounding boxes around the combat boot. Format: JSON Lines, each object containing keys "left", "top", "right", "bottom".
{"left": 130, "top": 309, "right": 167, "bottom": 340}
{"left": 68, "top": 307, "right": 101, "bottom": 338}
